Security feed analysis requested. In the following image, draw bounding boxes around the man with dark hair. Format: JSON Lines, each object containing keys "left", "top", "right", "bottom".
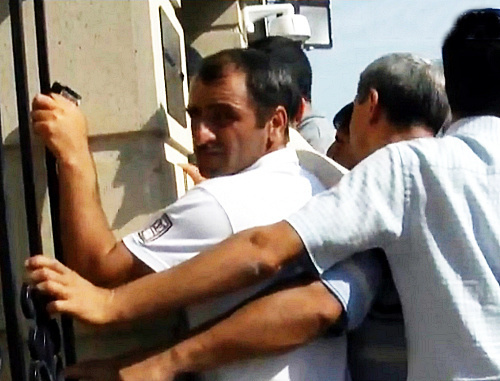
{"left": 54, "top": 9, "right": 499, "bottom": 379}
{"left": 327, "top": 102, "right": 356, "bottom": 169}
{"left": 31, "top": 47, "right": 362, "bottom": 380}
{"left": 442, "top": 9, "right": 500, "bottom": 118}
{"left": 31, "top": 47, "right": 309, "bottom": 287}
{"left": 250, "top": 36, "right": 335, "bottom": 153}
{"left": 187, "top": 48, "right": 301, "bottom": 177}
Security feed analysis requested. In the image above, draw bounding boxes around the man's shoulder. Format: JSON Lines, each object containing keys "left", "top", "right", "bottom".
{"left": 199, "top": 149, "right": 299, "bottom": 186}
{"left": 388, "top": 133, "right": 481, "bottom": 169}
{"left": 167, "top": 185, "right": 221, "bottom": 213}
{"left": 194, "top": 149, "right": 332, "bottom": 232}
{"left": 198, "top": 148, "right": 345, "bottom": 194}
{"left": 197, "top": 161, "right": 287, "bottom": 193}
{"left": 389, "top": 115, "right": 500, "bottom": 160}
{"left": 374, "top": 136, "right": 443, "bottom": 167}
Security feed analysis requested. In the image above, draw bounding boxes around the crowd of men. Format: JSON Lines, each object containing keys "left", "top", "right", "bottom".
{"left": 27, "top": 7, "right": 500, "bottom": 381}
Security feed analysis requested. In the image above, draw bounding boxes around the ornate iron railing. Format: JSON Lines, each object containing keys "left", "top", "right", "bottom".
{"left": 3, "top": 0, "right": 77, "bottom": 379}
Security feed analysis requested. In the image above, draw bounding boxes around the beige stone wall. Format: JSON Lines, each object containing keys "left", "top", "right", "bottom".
{"left": 40, "top": 0, "right": 194, "bottom": 236}
{"left": 0, "top": 0, "right": 247, "bottom": 378}
{"left": 180, "top": 0, "right": 247, "bottom": 60}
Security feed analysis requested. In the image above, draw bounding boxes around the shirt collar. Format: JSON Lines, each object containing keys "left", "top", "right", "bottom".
{"left": 240, "top": 147, "right": 298, "bottom": 174}
{"left": 444, "top": 115, "right": 500, "bottom": 136}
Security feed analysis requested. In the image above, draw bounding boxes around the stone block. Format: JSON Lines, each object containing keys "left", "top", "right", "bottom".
{"left": 192, "top": 28, "right": 246, "bottom": 57}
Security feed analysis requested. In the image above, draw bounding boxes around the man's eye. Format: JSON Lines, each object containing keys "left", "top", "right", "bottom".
{"left": 207, "top": 109, "right": 237, "bottom": 127}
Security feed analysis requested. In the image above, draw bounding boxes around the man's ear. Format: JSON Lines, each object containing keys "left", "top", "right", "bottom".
{"left": 266, "top": 105, "right": 288, "bottom": 149}
{"left": 367, "top": 88, "right": 382, "bottom": 124}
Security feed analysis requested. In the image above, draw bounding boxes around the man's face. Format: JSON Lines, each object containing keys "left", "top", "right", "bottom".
{"left": 187, "top": 69, "right": 270, "bottom": 178}
{"left": 327, "top": 124, "right": 358, "bottom": 170}
{"left": 349, "top": 94, "right": 381, "bottom": 163}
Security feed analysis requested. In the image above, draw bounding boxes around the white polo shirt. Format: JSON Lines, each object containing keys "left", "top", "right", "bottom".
{"left": 123, "top": 147, "right": 380, "bottom": 381}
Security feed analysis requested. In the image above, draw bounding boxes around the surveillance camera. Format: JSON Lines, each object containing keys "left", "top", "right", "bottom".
{"left": 269, "top": 14, "right": 311, "bottom": 42}
{"left": 243, "top": 4, "right": 311, "bottom": 42}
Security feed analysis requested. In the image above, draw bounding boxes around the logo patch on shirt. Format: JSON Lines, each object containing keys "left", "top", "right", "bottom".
{"left": 138, "top": 214, "right": 172, "bottom": 243}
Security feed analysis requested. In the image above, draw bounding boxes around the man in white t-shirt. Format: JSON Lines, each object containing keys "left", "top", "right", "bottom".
{"left": 30, "top": 47, "right": 378, "bottom": 380}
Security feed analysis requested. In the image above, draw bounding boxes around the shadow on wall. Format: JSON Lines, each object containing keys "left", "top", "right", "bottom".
{"left": 92, "top": 106, "right": 180, "bottom": 232}
{"left": 75, "top": 106, "right": 189, "bottom": 363}
{"left": 0, "top": 1, "right": 8, "bottom": 26}
{"left": 0, "top": 0, "right": 30, "bottom": 26}
{"left": 3, "top": 127, "right": 49, "bottom": 251}
{"left": 2, "top": 110, "right": 187, "bottom": 377}
{"left": 3, "top": 105, "right": 181, "bottom": 239}
{"left": 177, "top": 0, "right": 237, "bottom": 45}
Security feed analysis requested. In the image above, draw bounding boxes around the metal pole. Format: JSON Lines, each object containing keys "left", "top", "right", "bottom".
{"left": 9, "top": 0, "right": 42, "bottom": 256}
{"left": 33, "top": 0, "right": 77, "bottom": 368}
{"left": 6, "top": 0, "right": 37, "bottom": 378}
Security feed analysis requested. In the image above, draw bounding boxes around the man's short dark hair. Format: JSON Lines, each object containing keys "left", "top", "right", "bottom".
{"left": 197, "top": 48, "right": 302, "bottom": 130}
{"left": 442, "top": 8, "right": 500, "bottom": 118}
{"left": 249, "top": 36, "right": 313, "bottom": 102}
{"left": 356, "top": 53, "right": 450, "bottom": 135}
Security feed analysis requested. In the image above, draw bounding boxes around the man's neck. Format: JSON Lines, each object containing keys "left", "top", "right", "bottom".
{"left": 302, "top": 101, "right": 313, "bottom": 119}
{"left": 387, "top": 125, "right": 435, "bottom": 144}
{"left": 265, "top": 143, "right": 288, "bottom": 155}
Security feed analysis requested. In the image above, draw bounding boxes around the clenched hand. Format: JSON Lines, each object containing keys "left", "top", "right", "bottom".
{"left": 25, "top": 255, "right": 115, "bottom": 325}
{"left": 31, "top": 93, "right": 89, "bottom": 164}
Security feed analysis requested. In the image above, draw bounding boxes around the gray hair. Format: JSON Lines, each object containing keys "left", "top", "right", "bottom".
{"left": 356, "top": 53, "right": 450, "bottom": 134}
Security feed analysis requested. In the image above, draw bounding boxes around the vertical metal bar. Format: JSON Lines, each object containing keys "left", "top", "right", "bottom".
{"left": 33, "top": 0, "right": 77, "bottom": 367}
{"left": 8, "top": 0, "right": 43, "bottom": 379}
{"left": 9, "top": 0, "right": 43, "bottom": 256}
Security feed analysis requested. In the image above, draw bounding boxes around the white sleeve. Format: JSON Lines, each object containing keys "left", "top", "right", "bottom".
{"left": 122, "top": 187, "right": 233, "bottom": 272}
{"left": 286, "top": 145, "right": 407, "bottom": 272}
{"left": 320, "top": 250, "right": 384, "bottom": 330}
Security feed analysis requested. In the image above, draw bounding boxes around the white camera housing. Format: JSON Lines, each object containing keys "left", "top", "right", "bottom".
{"left": 243, "top": 4, "right": 311, "bottom": 43}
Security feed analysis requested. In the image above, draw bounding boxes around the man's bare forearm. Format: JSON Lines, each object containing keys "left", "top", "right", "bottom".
{"left": 30, "top": 93, "right": 143, "bottom": 286}
{"left": 141, "top": 280, "right": 342, "bottom": 376}
{"left": 26, "top": 220, "right": 304, "bottom": 326}
{"left": 57, "top": 150, "right": 118, "bottom": 284}
{"left": 109, "top": 221, "right": 304, "bottom": 324}
{"left": 58, "top": 151, "right": 150, "bottom": 287}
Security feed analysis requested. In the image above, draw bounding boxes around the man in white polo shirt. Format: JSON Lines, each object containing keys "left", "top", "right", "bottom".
{"left": 30, "top": 47, "right": 379, "bottom": 380}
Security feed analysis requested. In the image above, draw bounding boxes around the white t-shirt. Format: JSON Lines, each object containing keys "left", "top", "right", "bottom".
{"left": 123, "top": 148, "right": 369, "bottom": 381}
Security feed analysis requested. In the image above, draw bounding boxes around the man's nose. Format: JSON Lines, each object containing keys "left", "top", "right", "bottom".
{"left": 193, "top": 122, "right": 216, "bottom": 146}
